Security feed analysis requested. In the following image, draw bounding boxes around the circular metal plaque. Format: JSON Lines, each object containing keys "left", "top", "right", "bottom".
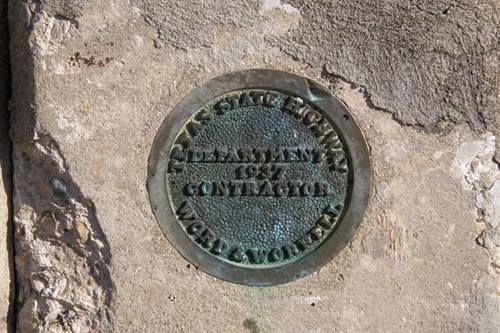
{"left": 148, "top": 69, "right": 370, "bottom": 286}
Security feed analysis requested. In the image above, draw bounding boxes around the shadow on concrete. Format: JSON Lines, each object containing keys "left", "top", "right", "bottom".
{"left": 0, "top": 0, "right": 13, "bottom": 332}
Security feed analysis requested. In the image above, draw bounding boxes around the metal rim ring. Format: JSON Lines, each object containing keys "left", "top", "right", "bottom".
{"left": 147, "top": 69, "right": 371, "bottom": 286}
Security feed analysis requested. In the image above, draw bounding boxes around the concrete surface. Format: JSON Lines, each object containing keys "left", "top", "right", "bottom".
{"left": 7, "top": 0, "right": 500, "bottom": 332}
{"left": 0, "top": 0, "right": 12, "bottom": 332}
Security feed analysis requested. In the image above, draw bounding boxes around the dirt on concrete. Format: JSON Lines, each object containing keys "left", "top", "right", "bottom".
{"left": 5, "top": 0, "right": 500, "bottom": 332}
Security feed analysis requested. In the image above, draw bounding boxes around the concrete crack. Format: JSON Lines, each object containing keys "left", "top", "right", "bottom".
{"left": 321, "top": 66, "right": 426, "bottom": 130}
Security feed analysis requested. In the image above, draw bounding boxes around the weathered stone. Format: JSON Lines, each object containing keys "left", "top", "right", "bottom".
{"left": 7, "top": 0, "right": 499, "bottom": 332}
{"left": 9, "top": 4, "right": 114, "bottom": 332}
{"left": 131, "top": 0, "right": 264, "bottom": 50}
{"left": 74, "top": 218, "right": 90, "bottom": 244}
{"left": 269, "top": 0, "right": 500, "bottom": 161}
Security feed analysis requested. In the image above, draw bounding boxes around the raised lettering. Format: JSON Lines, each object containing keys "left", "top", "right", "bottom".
{"left": 231, "top": 247, "right": 247, "bottom": 262}
{"left": 269, "top": 248, "right": 285, "bottom": 262}
{"left": 212, "top": 239, "right": 229, "bottom": 255}
{"left": 264, "top": 92, "right": 278, "bottom": 106}
{"left": 284, "top": 97, "right": 304, "bottom": 115}
{"left": 248, "top": 248, "right": 268, "bottom": 264}
{"left": 177, "top": 201, "right": 198, "bottom": 220}
{"left": 199, "top": 228, "right": 216, "bottom": 248}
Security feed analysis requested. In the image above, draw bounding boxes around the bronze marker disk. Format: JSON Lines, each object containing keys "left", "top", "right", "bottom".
{"left": 148, "top": 69, "right": 371, "bottom": 286}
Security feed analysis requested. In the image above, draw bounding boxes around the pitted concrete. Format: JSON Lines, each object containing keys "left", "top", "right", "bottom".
{"left": 6, "top": 0, "right": 499, "bottom": 332}
{"left": 270, "top": 1, "right": 499, "bottom": 154}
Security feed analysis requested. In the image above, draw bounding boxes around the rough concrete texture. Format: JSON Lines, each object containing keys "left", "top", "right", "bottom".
{"left": 9, "top": 2, "right": 113, "bottom": 332}
{"left": 7, "top": 0, "right": 499, "bottom": 332}
{"left": 0, "top": 0, "right": 12, "bottom": 332}
{"left": 134, "top": 0, "right": 500, "bottom": 159}
{"left": 270, "top": 0, "right": 500, "bottom": 160}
